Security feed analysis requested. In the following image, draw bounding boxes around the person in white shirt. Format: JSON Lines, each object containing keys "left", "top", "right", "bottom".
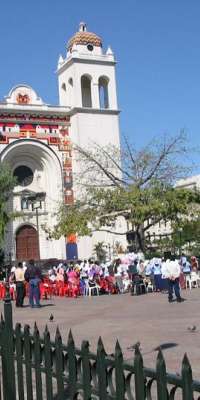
{"left": 165, "top": 258, "right": 184, "bottom": 303}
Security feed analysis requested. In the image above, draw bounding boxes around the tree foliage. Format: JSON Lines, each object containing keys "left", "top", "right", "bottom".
{"left": 49, "top": 131, "right": 200, "bottom": 252}
{"left": 44, "top": 202, "right": 95, "bottom": 239}
{"left": 0, "top": 164, "right": 16, "bottom": 243}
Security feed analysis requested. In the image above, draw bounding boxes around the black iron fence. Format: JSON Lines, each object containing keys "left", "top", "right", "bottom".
{"left": 0, "top": 292, "right": 200, "bottom": 399}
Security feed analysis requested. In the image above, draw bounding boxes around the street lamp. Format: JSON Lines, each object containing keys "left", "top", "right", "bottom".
{"left": 177, "top": 227, "right": 183, "bottom": 257}
{"left": 22, "top": 192, "right": 46, "bottom": 260}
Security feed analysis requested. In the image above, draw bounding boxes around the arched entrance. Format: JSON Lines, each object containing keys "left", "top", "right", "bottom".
{"left": 16, "top": 225, "right": 39, "bottom": 260}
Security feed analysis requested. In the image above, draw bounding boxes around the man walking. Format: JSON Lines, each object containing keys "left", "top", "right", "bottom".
{"left": 165, "top": 257, "right": 184, "bottom": 303}
{"left": 14, "top": 262, "right": 25, "bottom": 307}
{"left": 25, "top": 259, "right": 42, "bottom": 308}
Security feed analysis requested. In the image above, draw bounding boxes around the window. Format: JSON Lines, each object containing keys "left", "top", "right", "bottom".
{"left": 87, "top": 44, "right": 94, "bottom": 52}
{"left": 61, "top": 83, "right": 66, "bottom": 92}
{"left": 68, "top": 78, "right": 73, "bottom": 106}
{"left": 21, "top": 197, "right": 29, "bottom": 210}
{"left": 98, "top": 76, "right": 109, "bottom": 109}
{"left": 81, "top": 75, "right": 92, "bottom": 108}
{"left": 14, "top": 166, "right": 33, "bottom": 187}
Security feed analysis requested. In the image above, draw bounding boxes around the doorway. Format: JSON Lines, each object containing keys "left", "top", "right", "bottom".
{"left": 16, "top": 225, "right": 39, "bottom": 261}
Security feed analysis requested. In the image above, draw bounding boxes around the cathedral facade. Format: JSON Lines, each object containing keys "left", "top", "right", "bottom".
{"left": 0, "top": 23, "right": 125, "bottom": 262}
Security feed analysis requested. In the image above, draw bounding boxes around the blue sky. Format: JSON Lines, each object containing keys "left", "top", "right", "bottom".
{"left": 1, "top": 1, "right": 200, "bottom": 168}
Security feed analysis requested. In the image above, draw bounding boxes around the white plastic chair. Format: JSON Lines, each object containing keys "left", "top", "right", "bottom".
{"left": 185, "top": 275, "right": 192, "bottom": 290}
{"left": 191, "top": 272, "right": 200, "bottom": 288}
{"left": 147, "top": 282, "right": 154, "bottom": 293}
{"left": 186, "top": 272, "right": 200, "bottom": 289}
{"left": 84, "top": 280, "right": 100, "bottom": 296}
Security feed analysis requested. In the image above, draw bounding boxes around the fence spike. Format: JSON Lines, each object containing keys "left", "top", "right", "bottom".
{"left": 157, "top": 348, "right": 165, "bottom": 364}
{"left": 15, "top": 322, "right": 21, "bottom": 330}
{"left": 81, "top": 340, "right": 89, "bottom": 352}
{"left": 115, "top": 339, "right": 123, "bottom": 357}
{"left": 24, "top": 324, "right": 30, "bottom": 334}
{"left": 182, "top": 353, "right": 193, "bottom": 400}
{"left": 44, "top": 324, "right": 50, "bottom": 339}
{"left": 68, "top": 329, "right": 74, "bottom": 345}
{"left": 55, "top": 326, "right": 62, "bottom": 342}
{"left": 134, "top": 343, "right": 142, "bottom": 357}
{"left": 97, "top": 336, "right": 106, "bottom": 355}
{"left": 156, "top": 348, "right": 167, "bottom": 400}
{"left": 34, "top": 322, "right": 39, "bottom": 336}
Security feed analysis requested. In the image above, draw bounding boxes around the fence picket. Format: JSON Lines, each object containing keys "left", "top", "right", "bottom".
{"left": 97, "top": 337, "right": 107, "bottom": 400}
{"left": 15, "top": 323, "right": 25, "bottom": 400}
{"left": 182, "top": 353, "right": 193, "bottom": 400}
{"left": 156, "top": 349, "right": 168, "bottom": 400}
{"left": 33, "top": 323, "right": 43, "bottom": 400}
{"left": 44, "top": 325, "right": 53, "bottom": 400}
{"left": 115, "top": 340, "right": 125, "bottom": 399}
{"left": 134, "top": 345, "right": 145, "bottom": 400}
{"left": 55, "top": 327, "right": 65, "bottom": 399}
{"left": 1, "top": 303, "right": 16, "bottom": 400}
{"left": 81, "top": 340, "right": 91, "bottom": 400}
{"left": 67, "top": 330, "right": 77, "bottom": 399}
{"left": 24, "top": 324, "right": 33, "bottom": 400}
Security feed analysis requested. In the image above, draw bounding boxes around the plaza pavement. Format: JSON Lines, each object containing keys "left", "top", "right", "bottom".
{"left": 1, "top": 289, "right": 200, "bottom": 379}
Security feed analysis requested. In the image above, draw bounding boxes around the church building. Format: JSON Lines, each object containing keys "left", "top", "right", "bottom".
{"left": 0, "top": 23, "right": 125, "bottom": 262}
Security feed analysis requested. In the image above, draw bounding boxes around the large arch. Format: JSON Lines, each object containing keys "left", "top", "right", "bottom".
{"left": 1, "top": 139, "right": 64, "bottom": 260}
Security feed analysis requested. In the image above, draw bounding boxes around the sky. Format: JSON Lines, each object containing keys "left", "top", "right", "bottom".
{"left": 1, "top": 1, "right": 200, "bottom": 169}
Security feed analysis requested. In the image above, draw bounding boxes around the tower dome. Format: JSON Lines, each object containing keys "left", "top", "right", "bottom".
{"left": 67, "top": 22, "right": 102, "bottom": 51}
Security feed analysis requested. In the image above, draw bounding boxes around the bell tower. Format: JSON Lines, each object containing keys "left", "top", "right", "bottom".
{"left": 57, "top": 23, "right": 122, "bottom": 258}
{"left": 57, "top": 22, "right": 120, "bottom": 149}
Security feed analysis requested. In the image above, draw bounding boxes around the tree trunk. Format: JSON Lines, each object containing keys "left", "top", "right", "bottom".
{"left": 135, "top": 225, "right": 145, "bottom": 252}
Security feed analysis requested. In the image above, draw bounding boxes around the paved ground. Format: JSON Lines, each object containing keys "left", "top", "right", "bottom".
{"left": 1, "top": 289, "right": 200, "bottom": 379}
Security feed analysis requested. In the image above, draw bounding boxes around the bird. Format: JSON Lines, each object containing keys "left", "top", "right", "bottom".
{"left": 127, "top": 341, "right": 141, "bottom": 351}
{"left": 49, "top": 314, "right": 54, "bottom": 322}
{"left": 187, "top": 325, "right": 196, "bottom": 332}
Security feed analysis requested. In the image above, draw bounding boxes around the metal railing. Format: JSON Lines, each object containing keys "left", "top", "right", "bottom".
{"left": 0, "top": 291, "right": 199, "bottom": 399}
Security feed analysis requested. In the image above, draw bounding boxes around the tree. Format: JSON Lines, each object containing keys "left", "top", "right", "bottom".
{"left": 93, "top": 242, "right": 107, "bottom": 263}
{"left": 0, "top": 164, "right": 16, "bottom": 243}
{"left": 48, "top": 132, "right": 200, "bottom": 252}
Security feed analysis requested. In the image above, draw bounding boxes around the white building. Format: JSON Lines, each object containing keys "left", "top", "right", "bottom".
{"left": 0, "top": 23, "right": 127, "bottom": 262}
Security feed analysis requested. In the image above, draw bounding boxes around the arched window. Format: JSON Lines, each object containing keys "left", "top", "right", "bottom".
{"left": 81, "top": 75, "right": 92, "bottom": 108}
{"left": 61, "top": 83, "right": 66, "bottom": 92}
{"left": 68, "top": 78, "right": 73, "bottom": 107}
{"left": 99, "top": 76, "right": 109, "bottom": 109}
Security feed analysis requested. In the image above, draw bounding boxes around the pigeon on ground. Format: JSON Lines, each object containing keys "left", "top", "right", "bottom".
{"left": 127, "top": 341, "right": 141, "bottom": 351}
{"left": 49, "top": 314, "right": 54, "bottom": 322}
{"left": 187, "top": 325, "right": 196, "bottom": 332}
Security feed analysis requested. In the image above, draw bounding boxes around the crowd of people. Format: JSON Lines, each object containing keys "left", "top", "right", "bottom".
{"left": 1, "top": 252, "right": 199, "bottom": 308}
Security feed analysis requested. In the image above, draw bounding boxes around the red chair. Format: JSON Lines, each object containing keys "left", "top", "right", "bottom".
{"left": 40, "top": 283, "right": 49, "bottom": 300}
{"left": 0, "top": 283, "right": 6, "bottom": 300}
{"left": 9, "top": 286, "right": 15, "bottom": 300}
{"left": 68, "top": 279, "right": 80, "bottom": 298}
